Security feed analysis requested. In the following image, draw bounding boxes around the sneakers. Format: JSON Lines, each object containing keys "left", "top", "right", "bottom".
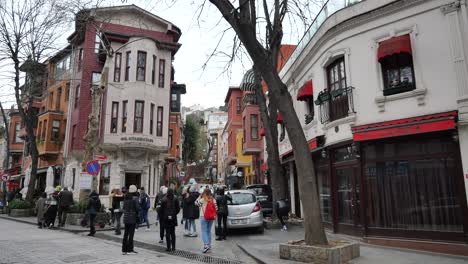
{"left": 122, "top": 252, "right": 127, "bottom": 255}
{"left": 202, "top": 246, "right": 209, "bottom": 254}
{"left": 146, "top": 228, "right": 150, "bottom": 232}
{"left": 215, "top": 236, "right": 222, "bottom": 241}
{"left": 127, "top": 251, "right": 138, "bottom": 255}
{"left": 282, "top": 225, "right": 288, "bottom": 231}
{"left": 158, "top": 240, "right": 164, "bottom": 244}
{"left": 189, "top": 233, "right": 198, "bottom": 237}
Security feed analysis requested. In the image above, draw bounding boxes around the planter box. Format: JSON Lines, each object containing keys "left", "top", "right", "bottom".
{"left": 280, "top": 240, "right": 360, "bottom": 264}
{"left": 9, "top": 209, "right": 32, "bottom": 217}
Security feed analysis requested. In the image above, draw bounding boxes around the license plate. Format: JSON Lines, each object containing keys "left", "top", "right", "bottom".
{"left": 232, "top": 219, "right": 248, "bottom": 224}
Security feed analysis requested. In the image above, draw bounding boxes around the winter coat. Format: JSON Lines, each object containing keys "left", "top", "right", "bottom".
{"left": 275, "top": 199, "right": 290, "bottom": 216}
{"left": 35, "top": 197, "right": 47, "bottom": 221}
{"left": 86, "top": 192, "right": 101, "bottom": 215}
{"left": 123, "top": 194, "right": 140, "bottom": 225}
{"left": 139, "top": 192, "right": 150, "bottom": 211}
{"left": 196, "top": 196, "right": 217, "bottom": 218}
{"left": 160, "top": 195, "right": 180, "bottom": 227}
{"left": 183, "top": 192, "right": 199, "bottom": 219}
{"left": 58, "top": 190, "right": 74, "bottom": 207}
{"left": 112, "top": 194, "right": 124, "bottom": 212}
{"left": 215, "top": 194, "right": 231, "bottom": 215}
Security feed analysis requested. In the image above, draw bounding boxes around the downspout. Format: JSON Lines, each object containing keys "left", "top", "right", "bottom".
{"left": 63, "top": 43, "right": 76, "bottom": 185}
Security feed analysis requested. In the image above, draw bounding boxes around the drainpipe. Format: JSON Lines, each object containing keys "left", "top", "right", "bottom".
{"left": 62, "top": 43, "right": 76, "bottom": 186}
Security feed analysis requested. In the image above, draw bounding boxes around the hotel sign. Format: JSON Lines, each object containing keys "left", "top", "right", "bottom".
{"left": 120, "top": 136, "right": 154, "bottom": 143}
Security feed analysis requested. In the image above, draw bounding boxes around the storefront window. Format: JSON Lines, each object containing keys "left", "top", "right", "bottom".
{"left": 317, "top": 167, "right": 332, "bottom": 223}
{"left": 363, "top": 138, "right": 464, "bottom": 232}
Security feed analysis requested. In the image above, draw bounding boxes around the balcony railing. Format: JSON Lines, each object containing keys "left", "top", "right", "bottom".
{"left": 280, "top": 0, "right": 363, "bottom": 75}
{"left": 317, "top": 86, "right": 355, "bottom": 124}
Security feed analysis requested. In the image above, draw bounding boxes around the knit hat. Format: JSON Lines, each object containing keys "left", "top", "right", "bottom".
{"left": 162, "top": 186, "right": 168, "bottom": 195}
{"left": 129, "top": 185, "right": 137, "bottom": 193}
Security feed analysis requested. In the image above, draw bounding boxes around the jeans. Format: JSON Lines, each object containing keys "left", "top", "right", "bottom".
{"left": 187, "top": 218, "right": 197, "bottom": 234}
{"left": 122, "top": 224, "right": 136, "bottom": 252}
{"left": 165, "top": 225, "right": 176, "bottom": 250}
{"left": 89, "top": 214, "right": 96, "bottom": 234}
{"left": 217, "top": 213, "right": 228, "bottom": 238}
{"left": 114, "top": 212, "right": 122, "bottom": 234}
{"left": 140, "top": 209, "right": 149, "bottom": 228}
{"left": 200, "top": 218, "right": 214, "bottom": 246}
{"left": 57, "top": 205, "right": 69, "bottom": 226}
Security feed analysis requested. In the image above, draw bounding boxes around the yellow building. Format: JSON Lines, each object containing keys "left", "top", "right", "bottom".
{"left": 236, "top": 130, "right": 254, "bottom": 185}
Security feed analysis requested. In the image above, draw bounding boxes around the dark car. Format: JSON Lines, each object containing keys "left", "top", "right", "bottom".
{"left": 245, "top": 184, "right": 272, "bottom": 216}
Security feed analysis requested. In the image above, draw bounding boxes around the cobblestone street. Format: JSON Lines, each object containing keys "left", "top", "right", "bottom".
{"left": 0, "top": 218, "right": 195, "bottom": 264}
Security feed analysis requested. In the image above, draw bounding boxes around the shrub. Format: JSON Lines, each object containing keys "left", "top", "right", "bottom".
{"left": 8, "top": 199, "right": 32, "bottom": 209}
{"left": 69, "top": 200, "right": 87, "bottom": 214}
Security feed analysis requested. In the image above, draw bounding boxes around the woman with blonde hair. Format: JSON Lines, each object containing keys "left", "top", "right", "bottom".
{"left": 196, "top": 188, "right": 217, "bottom": 253}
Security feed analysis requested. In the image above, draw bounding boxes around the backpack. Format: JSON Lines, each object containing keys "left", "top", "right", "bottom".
{"left": 204, "top": 199, "right": 217, "bottom": 221}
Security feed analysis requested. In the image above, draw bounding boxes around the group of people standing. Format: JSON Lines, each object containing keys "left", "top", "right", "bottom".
{"left": 35, "top": 186, "right": 74, "bottom": 229}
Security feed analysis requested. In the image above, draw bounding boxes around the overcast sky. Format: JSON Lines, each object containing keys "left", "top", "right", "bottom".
{"left": 0, "top": 0, "right": 319, "bottom": 109}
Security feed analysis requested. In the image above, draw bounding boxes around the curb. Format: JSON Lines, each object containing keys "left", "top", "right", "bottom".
{"left": 236, "top": 243, "right": 266, "bottom": 264}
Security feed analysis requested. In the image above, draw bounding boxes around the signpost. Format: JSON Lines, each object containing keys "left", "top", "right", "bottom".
{"left": 0, "top": 174, "right": 10, "bottom": 182}
{"left": 86, "top": 160, "right": 101, "bottom": 176}
{"left": 95, "top": 154, "right": 107, "bottom": 161}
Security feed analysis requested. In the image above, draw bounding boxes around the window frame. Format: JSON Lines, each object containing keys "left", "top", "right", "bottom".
{"left": 134, "top": 100, "right": 144, "bottom": 133}
{"left": 114, "top": 52, "right": 122, "bottom": 82}
{"left": 51, "top": 120, "right": 60, "bottom": 141}
{"left": 14, "top": 122, "right": 21, "bottom": 143}
{"left": 236, "top": 97, "right": 241, "bottom": 114}
{"left": 250, "top": 114, "right": 258, "bottom": 140}
{"left": 56, "top": 88, "right": 62, "bottom": 110}
{"left": 111, "top": 101, "right": 119, "bottom": 133}
{"left": 158, "top": 59, "right": 165, "bottom": 88}
{"left": 99, "top": 163, "right": 111, "bottom": 195}
{"left": 94, "top": 31, "right": 101, "bottom": 54}
{"left": 74, "top": 85, "right": 80, "bottom": 109}
{"left": 168, "top": 129, "right": 173, "bottom": 149}
{"left": 125, "top": 51, "right": 131, "bottom": 81}
{"left": 156, "top": 106, "right": 163, "bottom": 137}
{"left": 136, "top": 51, "right": 147, "bottom": 82}
{"left": 122, "top": 100, "right": 127, "bottom": 133}
{"left": 150, "top": 103, "right": 155, "bottom": 135}
{"left": 152, "top": 55, "right": 156, "bottom": 85}
{"left": 380, "top": 54, "right": 416, "bottom": 96}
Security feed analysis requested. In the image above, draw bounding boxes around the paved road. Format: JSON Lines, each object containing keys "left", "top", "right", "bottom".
{"left": 0, "top": 218, "right": 195, "bottom": 264}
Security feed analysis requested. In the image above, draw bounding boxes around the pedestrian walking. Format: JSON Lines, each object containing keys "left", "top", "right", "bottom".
{"left": 35, "top": 192, "right": 47, "bottom": 228}
{"left": 184, "top": 185, "right": 199, "bottom": 237}
{"left": 196, "top": 188, "right": 217, "bottom": 253}
{"left": 160, "top": 188, "right": 180, "bottom": 251}
{"left": 275, "top": 198, "right": 290, "bottom": 231}
{"left": 181, "top": 186, "right": 189, "bottom": 235}
{"left": 215, "top": 187, "right": 231, "bottom": 240}
{"left": 122, "top": 187, "right": 140, "bottom": 255}
{"left": 86, "top": 191, "right": 101, "bottom": 236}
{"left": 154, "top": 186, "right": 168, "bottom": 243}
{"left": 112, "top": 188, "right": 125, "bottom": 235}
{"left": 57, "top": 187, "right": 74, "bottom": 227}
{"left": 44, "top": 187, "right": 60, "bottom": 228}
{"left": 139, "top": 187, "right": 151, "bottom": 231}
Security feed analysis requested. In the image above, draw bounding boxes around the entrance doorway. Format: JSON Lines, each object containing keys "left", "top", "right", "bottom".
{"left": 125, "top": 173, "right": 141, "bottom": 189}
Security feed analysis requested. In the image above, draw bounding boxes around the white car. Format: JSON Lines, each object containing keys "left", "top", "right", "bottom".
{"left": 226, "top": 190, "right": 264, "bottom": 233}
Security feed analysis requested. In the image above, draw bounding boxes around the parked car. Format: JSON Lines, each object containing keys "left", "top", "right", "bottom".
{"left": 245, "top": 184, "right": 272, "bottom": 216}
{"left": 226, "top": 190, "right": 264, "bottom": 233}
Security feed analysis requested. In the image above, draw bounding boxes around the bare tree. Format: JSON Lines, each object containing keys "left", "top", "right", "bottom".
{"left": 0, "top": 101, "right": 9, "bottom": 205}
{"left": 207, "top": 0, "right": 328, "bottom": 245}
{"left": 0, "top": 0, "right": 71, "bottom": 202}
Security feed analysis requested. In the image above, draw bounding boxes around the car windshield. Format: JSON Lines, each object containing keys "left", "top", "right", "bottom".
{"left": 229, "top": 193, "right": 256, "bottom": 205}
{"left": 247, "top": 187, "right": 271, "bottom": 196}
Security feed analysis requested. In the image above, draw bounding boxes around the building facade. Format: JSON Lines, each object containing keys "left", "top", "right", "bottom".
{"left": 277, "top": 0, "right": 468, "bottom": 245}
{"left": 63, "top": 5, "right": 182, "bottom": 203}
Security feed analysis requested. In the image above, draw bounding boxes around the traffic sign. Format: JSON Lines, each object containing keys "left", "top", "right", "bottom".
{"left": 0, "top": 174, "right": 10, "bottom": 182}
{"left": 95, "top": 154, "right": 107, "bottom": 161}
{"left": 86, "top": 160, "right": 101, "bottom": 175}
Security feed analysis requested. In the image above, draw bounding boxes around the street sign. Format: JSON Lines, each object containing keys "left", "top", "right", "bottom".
{"left": 95, "top": 154, "right": 107, "bottom": 161}
{"left": 0, "top": 174, "right": 10, "bottom": 182}
{"left": 86, "top": 160, "right": 101, "bottom": 175}
{"left": 79, "top": 173, "right": 92, "bottom": 189}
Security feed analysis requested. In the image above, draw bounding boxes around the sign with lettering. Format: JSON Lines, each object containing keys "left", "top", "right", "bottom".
{"left": 120, "top": 136, "right": 154, "bottom": 143}
{"left": 79, "top": 173, "right": 92, "bottom": 190}
{"left": 95, "top": 154, "right": 107, "bottom": 161}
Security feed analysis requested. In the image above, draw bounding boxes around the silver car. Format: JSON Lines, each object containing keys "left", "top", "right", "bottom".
{"left": 226, "top": 190, "right": 264, "bottom": 233}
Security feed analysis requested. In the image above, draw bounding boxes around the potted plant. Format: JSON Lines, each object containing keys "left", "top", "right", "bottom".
{"left": 330, "top": 87, "right": 345, "bottom": 98}
{"left": 315, "top": 91, "right": 330, "bottom": 105}
{"left": 8, "top": 199, "right": 33, "bottom": 217}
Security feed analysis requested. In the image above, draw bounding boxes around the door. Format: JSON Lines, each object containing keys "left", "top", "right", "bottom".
{"left": 125, "top": 173, "right": 141, "bottom": 188}
{"left": 335, "top": 165, "right": 361, "bottom": 235}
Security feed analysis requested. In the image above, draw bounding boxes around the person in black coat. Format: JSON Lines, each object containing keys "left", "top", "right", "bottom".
{"left": 215, "top": 187, "right": 231, "bottom": 240}
{"left": 183, "top": 185, "right": 200, "bottom": 237}
{"left": 160, "top": 188, "right": 180, "bottom": 251}
{"left": 275, "top": 198, "right": 290, "bottom": 231}
{"left": 86, "top": 191, "right": 101, "bottom": 236}
{"left": 154, "top": 186, "right": 167, "bottom": 243}
{"left": 122, "top": 190, "right": 140, "bottom": 255}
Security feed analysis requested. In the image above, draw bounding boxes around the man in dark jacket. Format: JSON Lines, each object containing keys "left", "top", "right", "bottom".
{"left": 215, "top": 187, "right": 231, "bottom": 240}
{"left": 86, "top": 191, "right": 101, "bottom": 236}
{"left": 112, "top": 188, "right": 125, "bottom": 235}
{"left": 57, "top": 187, "right": 74, "bottom": 227}
{"left": 183, "top": 185, "right": 199, "bottom": 237}
{"left": 154, "top": 186, "right": 167, "bottom": 243}
{"left": 160, "top": 188, "right": 180, "bottom": 251}
{"left": 122, "top": 188, "right": 140, "bottom": 255}
{"left": 139, "top": 187, "right": 151, "bottom": 230}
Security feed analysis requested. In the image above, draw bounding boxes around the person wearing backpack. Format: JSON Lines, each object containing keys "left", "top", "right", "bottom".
{"left": 196, "top": 188, "right": 217, "bottom": 253}
{"left": 86, "top": 191, "right": 101, "bottom": 236}
{"left": 139, "top": 187, "right": 151, "bottom": 231}
{"left": 160, "top": 188, "right": 180, "bottom": 251}
{"left": 215, "top": 187, "right": 231, "bottom": 240}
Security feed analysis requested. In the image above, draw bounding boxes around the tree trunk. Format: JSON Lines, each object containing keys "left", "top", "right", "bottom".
{"left": 0, "top": 102, "right": 9, "bottom": 205}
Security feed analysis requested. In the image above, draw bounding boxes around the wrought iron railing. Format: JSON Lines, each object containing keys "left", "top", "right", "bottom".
{"left": 280, "top": 0, "right": 363, "bottom": 75}
{"left": 318, "top": 86, "right": 355, "bottom": 124}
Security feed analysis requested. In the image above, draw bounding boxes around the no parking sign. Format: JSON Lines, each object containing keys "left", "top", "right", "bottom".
{"left": 86, "top": 160, "right": 101, "bottom": 176}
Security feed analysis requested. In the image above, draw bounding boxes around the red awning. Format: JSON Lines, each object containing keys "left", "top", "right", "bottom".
{"left": 277, "top": 113, "right": 283, "bottom": 123}
{"left": 260, "top": 128, "right": 265, "bottom": 137}
{"left": 352, "top": 111, "right": 457, "bottom": 141}
{"left": 308, "top": 138, "right": 318, "bottom": 150}
{"left": 297, "top": 80, "right": 313, "bottom": 101}
{"left": 378, "top": 34, "right": 412, "bottom": 62}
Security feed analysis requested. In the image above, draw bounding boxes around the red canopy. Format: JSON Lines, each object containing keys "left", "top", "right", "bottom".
{"left": 297, "top": 80, "right": 313, "bottom": 101}
{"left": 260, "top": 128, "right": 265, "bottom": 137}
{"left": 378, "top": 34, "right": 412, "bottom": 62}
{"left": 277, "top": 113, "right": 283, "bottom": 123}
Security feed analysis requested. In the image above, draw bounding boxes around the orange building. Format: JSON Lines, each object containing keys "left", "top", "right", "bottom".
{"left": 7, "top": 110, "right": 24, "bottom": 187}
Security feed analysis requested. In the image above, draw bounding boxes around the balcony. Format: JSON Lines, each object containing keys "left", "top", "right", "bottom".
{"left": 317, "top": 86, "right": 355, "bottom": 124}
